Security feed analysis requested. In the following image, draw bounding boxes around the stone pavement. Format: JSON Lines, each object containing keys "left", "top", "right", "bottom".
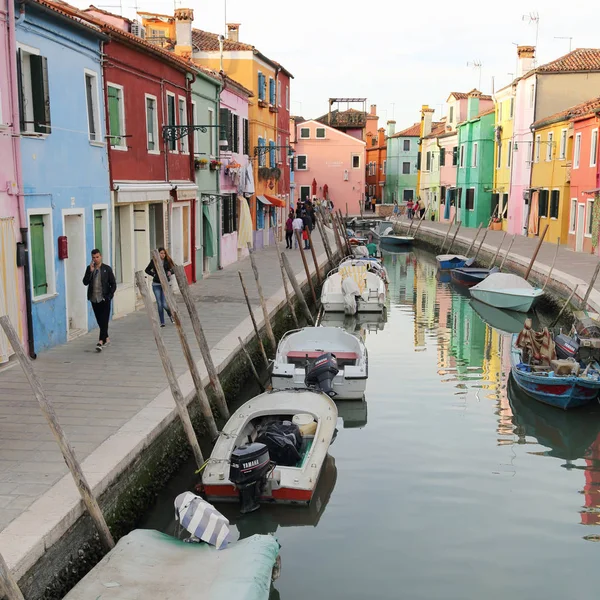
{"left": 0, "top": 233, "right": 332, "bottom": 576}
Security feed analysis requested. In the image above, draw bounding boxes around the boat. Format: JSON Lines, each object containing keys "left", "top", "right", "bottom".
{"left": 469, "top": 272, "right": 544, "bottom": 312}
{"left": 451, "top": 266, "right": 498, "bottom": 288}
{"left": 321, "top": 261, "right": 386, "bottom": 314}
{"left": 339, "top": 256, "right": 389, "bottom": 285}
{"left": 271, "top": 326, "right": 368, "bottom": 400}
{"left": 346, "top": 228, "right": 368, "bottom": 244}
{"left": 436, "top": 254, "right": 469, "bottom": 270}
{"left": 470, "top": 299, "right": 526, "bottom": 334}
{"left": 202, "top": 389, "right": 338, "bottom": 511}
{"left": 510, "top": 326, "right": 600, "bottom": 409}
{"left": 380, "top": 225, "right": 414, "bottom": 247}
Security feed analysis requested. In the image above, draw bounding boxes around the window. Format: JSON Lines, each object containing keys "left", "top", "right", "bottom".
{"left": 574, "top": 133, "right": 582, "bottom": 168}
{"left": 497, "top": 101, "right": 502, "bottom": 121}
{"left": 440, "top": 148, "right": 446, "bottom": 166}
{"left": 550, "top": 190, "right": 560, "bottom": 219}
{"left": 591, "top": 129, "right": 598, "bottom": 167}
{"left": 277, "top": 80, "right": 281, "bottom": 107}
{"left": 546, "top": 132, "right": 553, "bottom": 162}
{"left": 257, "top": 137, "right": 266, "bottom": 167}
{"left": 269, "top": 77, "right": 275, "bottom": 105}
{"left": 352, "top": 154, "right": 361, "bottom": 169}
{"left": 383, "top": 160, "right": 387, "bottom": 174}
{"left": 256, "top": 200, "right": 265, "bottom": 230}
{"left": 316, "top": 127, "right": 326, "bottom": 138}
{"left": 208, "top": 108, "right": 215, "bottom": 155}
{"left": 166, "top": 92, "right": 176, "bottom": 152}
{"left": 148, "top": 203, "right": 164, "bottom": 252}
{"left": 529, "top": 84, "right": 535, "bottom": 108}
{"left": 459, "top": 145, "right": 465, "bottom": 168}
{"left": 534, "top": 135, "right": 541, "bottom": 163}
{"left": 222, "top": 194, "right": 237, "bottom": 235}
{"left": 243, "top": 118, "right": 249, "bottom": 155}
{"left": 403, "top": 139, "right": 410, "bottom": 151}
{"left": 452, "top": 147, "right": 458, "bottom": 166}
{"left": 559, "top": 129, "right": 567, "bottom": 160}
{"left": 569, "top": 199, "right": 577, "bottom": 233}
{"left": 107, "top": 84, "right": 126, "bottom": 149}
{"left": 171, "top": 204, "right": 190, "bottom": 264}
{"left": 219, "top": 108, "right": 233, "bottom": 151}
{"left": 232, "top": 113, "right": 239, "bottom": 153}
{"left": 586, "top": 199, "right": 594, "bottom": 236}
{"left": 286, "top": 85, "right": 289, "bottom": 110}
{"left": 538, "top": 189, "right": 549, "bottom": 217}
{"left": 84, "top": 71, "right": 100, "bottom": 142}
{"left": 29, "top": 212, "right": 54, "bottom": 298}
{"left": 190, "top": 101, "right": 200, "bottom": 155}
{"left": 178, "top": 97, "right": 187, "bottom": 153}
{"left": 465, "top": 188, "right": 475, "bottom": 211}
{"left": 297, "top": 154, "right": 307, "bottom": 170}
{"left": 300, "top": 127, "right": 310, "bottom": 139}
{"left": 114, "top": 205, "right": 132, "bottom": 284}
{"left": 509, "top": 97, "right": 514, "bottom": 118}
{"left": 93, "top": 207, "right": 108, "bottom": 259}
{"left": 269, "top": 140, "right": 276, "bottom": 168}
{"left": 472, "top": 143, "right": 478, "bottom": 167}
{"left": 449, "top": 106, "right": 454, "bottom": 123}
{"left": 17, "top": 47, "right": 51, "bottom": 134}
{"left": 507, "top": 140, "right": 512, "bottom": 168}
{"left": 402, "top": 162, "right": 410, "bottom": 175}
{"left": 491, "top": 194, "right": 499, "bottom": 217}
{"left": 496, "top": 142, "right": 502, "bottom": 169}
{"left": 425, "top": 151, "right": 431, "bottom": 171}
{"left": 146, "top": 95, "right": 158, "bottom": 153}
{"left": 257, "top": 72, "right": 265, "bottom": 101}
{"left": 403, "top": 189, "right": 414, "bottom": 201}
{"left": 277, "top": 134, "right": 281, "bottom": 164}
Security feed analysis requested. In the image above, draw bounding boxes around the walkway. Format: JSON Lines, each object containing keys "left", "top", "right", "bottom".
{"left": 0, "top": 234, "right": 331, "bottom": 578}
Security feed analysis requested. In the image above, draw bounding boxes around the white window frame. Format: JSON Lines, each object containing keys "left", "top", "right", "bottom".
{"left": 207, "top": 108, "right": 215, "bottom": 156}
{"left": 546, "top": 132, "right": 553, "bottom": 162}
{"left": 178, "top": 96, "right": 188, "bottom": 154}
{"left": 190, "top": 100, "right": 200, "bottom": 155}
{"left": 585, "top": 198, "right": 594, "bottom": 238}
{"left": 277, "top": 79, "right": 281, "bottom": 107}
{"left": 286, "top": 85, "right": 290, "bottom": 111}
{"left": 459, "top": 144, "right": 465, "bottom": 168}
{"left": 574, "top": 132, "right": 582, "bottom": 168}
{"left": 299, "top": 185, "right": 311, "bottom": 200}
{"left": 17, "top": 43, "right": 47, "bottom": 137}
{"left": 534, "top": 134, "right": 541, "bottom": 163}
{"left": 107, "top": 82, "right": 127, "bottom": 151}
{"left": 27, "top": 207, "right": 56, "bottom": 301}
{"left": 299, "top": 127, "right": 310, "bottom": 139}
{"left": 448, "top": 106, "right": 454, "bottom": 124}
{"left": 316, "top": 127, "right": 326, "bottom": 139}
{"left": 83, "top": 69, "right": 101, "bottom": 145}
{"left": 166, "top": 91, "right": 177, "bottom": 154}
{"left": 351, "top": 154, "right": 361, "bottom": 169}
{"left": 496, "top": 142, "right": 502, "bottom": 169}
{"left": 559, "top": 128, "right": 567, "bottom": 160}
{"left": 590, "top": 128, "right": 598, "bottom": 168}
{"left": 296, "top": 154, "right": 307, "bottom": 170}
{"left": 92, "top": 203, "right": 110, "bottom": 265}
{"left": 145, "top": 93, "right": 159, "bottom": 155}
{"left": 507, "top": 140, "right": 512, "bottom": 168}
{"left": 569, "top": 198, "right": 577, "bottom": 234}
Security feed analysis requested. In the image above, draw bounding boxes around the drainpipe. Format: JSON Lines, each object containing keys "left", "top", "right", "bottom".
{"left": 187, "top": 71, "right": 196, "bottom": 282}
{"left": 215, "top": 74, "right": 222, "bottom": 270}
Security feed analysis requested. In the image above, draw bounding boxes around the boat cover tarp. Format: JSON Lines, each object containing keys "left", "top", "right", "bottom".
{"left": 174, "top": 492, "right": 231, "bottom": 549}
{"left": 339, "top": 264, "right": 367, "bottom": 293}
{"left": 63, "top": 529, "right": 279, "bottom": 600}
{"left": 516, "top": 318, "right": 556, "bottom": 366}
{"left": 341, "top": 276, "right": 361, "bottom": 315}
{"left": 473, "top": 272, "right": 534, "bottom": 292}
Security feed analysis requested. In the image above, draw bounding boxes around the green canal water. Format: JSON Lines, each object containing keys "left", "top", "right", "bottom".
{"left": 142, "top": 248, "right": 600, "bottom": 600}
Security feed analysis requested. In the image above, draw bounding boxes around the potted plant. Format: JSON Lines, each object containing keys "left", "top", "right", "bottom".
{"left": 195, "top": 157, "right": 208, "bottom": 170}
{"left": 210, "top": 160, "right": 222, "bottom": 171}
{"left": 490, "top": 216, "right": 502, "bottom": 231}
{"left": 258, "top": 166, "right": 271, "bottom": 181}
{"left": 270, "top": 167, "right": 281, "bottom": 181}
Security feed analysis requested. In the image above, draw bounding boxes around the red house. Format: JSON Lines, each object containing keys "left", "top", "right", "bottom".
{"left": 568, "top": 97, "right": 600, "bottom": 255}
{"left": 275, "top": 66, "right": 293, "bottom": 205}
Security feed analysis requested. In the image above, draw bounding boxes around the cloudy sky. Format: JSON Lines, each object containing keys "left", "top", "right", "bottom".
{"left": 74, "top": 0, "right": 597, "bottom": 129}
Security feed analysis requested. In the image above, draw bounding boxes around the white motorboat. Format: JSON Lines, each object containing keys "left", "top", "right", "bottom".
{"left": 321, "top": 261, "right": 386, "bottom": 314}
{"left": 271, "top": 327, "right": 368, "bottom": 400}
{"left": 469, "top": 272, "right": 544, "bottom": 313}
{"left": 202, "top": 389, "right": 337, "bottom": 511}
{"left": 339, "top": 256, "right": 389, "bottom": 285}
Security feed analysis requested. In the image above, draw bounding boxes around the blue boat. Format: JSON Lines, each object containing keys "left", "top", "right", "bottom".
{"left": 510, "top": 334, "right": 600, "bottom": 410}
{"left": 451, "top": 266, "right": 498, "bottom": 288}
{"left": 435, "top": 254, "right": 469, "bottom": 270}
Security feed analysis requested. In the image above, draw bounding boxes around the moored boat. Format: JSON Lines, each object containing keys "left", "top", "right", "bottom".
{"left": 436, "top": 254, "right": 469, "bottom": 270}
{"left": 469, "top": 272, "right": 543, "bottom": 312}
{"left": 339, "top": 256, "right": 389, "bottom": 285}
{"left": 380, "top": 224, "right": 414, "bottom": 247}
{"left": 451, "top": 266, "right": 498, "bottom": 288}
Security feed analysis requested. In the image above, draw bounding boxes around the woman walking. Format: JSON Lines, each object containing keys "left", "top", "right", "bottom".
{"left": 145, "top": 247, "right": 174, "bottom": 327}
{"left": 285, "top": 213, "right": 294, "bottom": 249}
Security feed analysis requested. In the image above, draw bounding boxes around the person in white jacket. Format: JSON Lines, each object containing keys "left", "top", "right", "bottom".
{"left": 292, "top": 215, "right": 304, "bottom": 249}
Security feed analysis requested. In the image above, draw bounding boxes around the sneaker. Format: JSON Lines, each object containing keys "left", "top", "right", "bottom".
{"left": 160, "top": 324, "right": 165, "bottom": 328}
{"left": 169, "top": 315, "right": 174, "bottom": 324}
{"left": 95, "top": 342, "right": 103, "bottom": 352}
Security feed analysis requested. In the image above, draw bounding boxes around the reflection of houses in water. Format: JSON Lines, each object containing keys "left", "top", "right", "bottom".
{"left": 436, "top": 285, "right": 455, "bottom": 371}
{"left": 337, "top": 399, "right": 368, "bottom": 429}
{"left": 383, "top": 252, "right": 415, "bottom": 307}
{"left": 414, "top": 259, "right": 437, "bottom": 348}
{"left": 448, "top": 294, "right": 486, "bottom": 376}
{"left": 581, "top": 435, "right": 600, "bottom": 527}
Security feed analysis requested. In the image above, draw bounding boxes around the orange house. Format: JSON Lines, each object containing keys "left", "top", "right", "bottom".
{"left": 365, "top": 127, "right": 387, "bottom": 203}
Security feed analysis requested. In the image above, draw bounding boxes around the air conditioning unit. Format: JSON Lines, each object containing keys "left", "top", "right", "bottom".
{"left": 343, "top": 170, "right": 349, "bottom": 181}
{"left": 131, "top": 20, "right": 146, "bottom": 39}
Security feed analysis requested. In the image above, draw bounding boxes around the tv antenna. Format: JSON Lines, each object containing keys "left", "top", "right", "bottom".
{"left": 554, "top": 36, "right": 573, "bottom": 53}
{"left": 522, "top": 12, "right": 540, "bottom": 62}
{"left": 467, "top": 60, "right": 483, "bottom": 90}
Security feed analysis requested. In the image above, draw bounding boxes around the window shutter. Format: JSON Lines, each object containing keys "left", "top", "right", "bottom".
{"left": 452, "top": 147, "right": 458, "bottom": 166}
{"left": 550, "top": 190, "right": 560, "bottom": 218}
{"left": 16, "top": 49, "right": 25, "bottom": 131}
{"left": 30, "top": 55, "right": 51, "bottom": 134}
{"left": 416, "top": 152, "right": 421, "bottom": 170}
{"left": 94, "top": 209, "right": 103, "bottom": 255}
{"left": 219, "top": 107, "right": 230, "bottom": 147}
{"left": 269, "top": 140, "right": 276, "bottom": 168}
{"left": 491, "top": 193, "right": 499, "bottom": 217}
{"left": 243, "top": 118, "right": 249, "bottom": 155}
{"left": 439, "top": 148, "right": 445, "bottom": 166}
{"left": 539, "top": 190, "right": 549, "bottom": 217}
{"left": 30, "top": 215, "right": 48, "bottom": 297}
{"left": 227, "top": 110, "right": 234, "bottom": 150}
{"left": 108, "top": 87, "right": 121, "bottom": 146}
{"left": 269, "top": 78, "right": 275, "bottom": 105}
{"left": 232, "top": 115, "right": 239, "bottom": 153}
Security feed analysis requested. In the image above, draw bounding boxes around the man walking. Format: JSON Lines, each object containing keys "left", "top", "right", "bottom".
{"left": 83, "top": 249, "right": 116, "bottom": 352}
{"left": 292, "top": 213, "right": 304, "bottom": 249}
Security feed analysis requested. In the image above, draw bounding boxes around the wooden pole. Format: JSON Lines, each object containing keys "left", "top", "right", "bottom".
{"left": 295, "top": 230, "right": 318, "bottom": 306}
{"left": 272, "top": 232, "right": 300, "bottom": 328}
{"left": 472, "top": 227, "right": 490, "bottom": 262}
{"left": 247, "top": 243, "right": 277, "bottom": 353}
{"left": 488, "top": 231, "right": 508, "bottom": 269}
{"left": 345, "top": 202, "right": 349, "bottom": 220}
{"left": 305, "top": 226, "right": 323, "bottom": 286}
{"left": 330, "top": 210, "right": 345, "bottom": 258}
{"left": 465, "top": 223, "right": 483, "bottom": 256}
{"left": 439, "top": 213, "right": 456, "bottom": 252}
{"left": 499, "top": 235, "right": 517, "bottom": 270}
{"left": 446, "top": 221, "right": 462, "bottom": 254}
{"left": 134, "top": 274, "right": 205, "bottom": 466}
{"left": 336, "top": 210, "right": 351, "bottom": 255}
{"left": 524, "top": 223, "right": 549, "bottom": 281}
{"left": 152, "top": 253, "right": 218, "bottom": 438}
{"left": 412, "top": 212, "right": 426, "bottom": 238}
{"left": 0, "top": 316, "right": 115, "bottom": 552}
{"left": 281, "top": 252, "right": 315, "bottom": 325}
{"left": 542, "top": 237, "right": 561, "bottom": 292}
{"left": 238, "top": 271, "right": 270, "bottom": 369}
{"left": 0, "top": 551, "right": 25, "bottom": 600}
{"left": 315, "top": 210, "right": 333, "bottom": 266}
{"left": 172, "top": 264, "right": 229, "bottom": 420}
{"left": 550, "top": 285, "right": 579, "bottom": 328}
{"left": 582, "top": 261, "right": 600, "bottom": 307}
{"left": 238, "top": 337, "right": 265, "bottom": 392}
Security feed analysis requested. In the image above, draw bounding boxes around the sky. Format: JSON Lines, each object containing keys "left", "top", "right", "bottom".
{"left": 72, "top": 0, "right": 599, "bottom": 129}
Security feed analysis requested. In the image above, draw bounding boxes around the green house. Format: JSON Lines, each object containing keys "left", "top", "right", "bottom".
{"left": 384, "top": 121, "right": 421, "bottom": 204}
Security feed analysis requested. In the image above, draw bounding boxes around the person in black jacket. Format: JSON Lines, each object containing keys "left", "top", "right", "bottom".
{"left": 144, "top": 247, "right": 174, "bottom": 327}
{"left": 82, "top": 249, "right": 116, "bottom": 352}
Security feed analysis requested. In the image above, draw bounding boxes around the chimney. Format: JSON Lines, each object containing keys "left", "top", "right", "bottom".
{"left": 387, "top": 120, "right": 396, "bottom": 136}
{"left": 370, "top": 104, "right": 377, "bottom": 116}
{"left": 227, "top": 23, "right": 240, "bottom": 42}
{"left": 517, "top": 45, "right": 535, "bottom": 77}
{"left": 421, "top": 105, "right": 434, "bottom": 136}
{"left": 467, "top": 90, "right": 481, "bottom": 120}
{"left": 174, "top": 8, "right": 193, "bottom": 58}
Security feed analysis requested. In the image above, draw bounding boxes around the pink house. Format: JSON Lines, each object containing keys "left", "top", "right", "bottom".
{"left": 218, "top": 74, "right": 253, "bottom": 268}
{"left": 0, "top": 0, "right": 27, "bottom": 363}
{"left": 292, "top": 120, "right": 365, "bottom": 214}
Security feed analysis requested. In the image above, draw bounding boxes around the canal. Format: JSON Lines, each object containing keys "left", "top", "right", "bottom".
{"left": 142, "top": 247, "right": 600, "bottom": 600}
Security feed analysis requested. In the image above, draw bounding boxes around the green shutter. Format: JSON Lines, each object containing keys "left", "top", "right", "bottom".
{"left": 30, "top": 55, "right": 51, "bottom": 134}
{"left": 30, "top": 215, "right": 48, "bottom": 297}
{"left": 203, "top": 205, "right": 215, "bottom": 257}
{"left": 108, "top": 86, "right": 121, "bottom": 146}
{"left": 94, "top": 209, "right": 103, "bottom": 255}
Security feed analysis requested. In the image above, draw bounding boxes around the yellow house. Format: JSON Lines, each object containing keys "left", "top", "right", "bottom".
{"left": 493, "top": 84, "right": 516, "bottom": 231}
{"left": 530, "top": 111, "right": 573, "bottom": 244}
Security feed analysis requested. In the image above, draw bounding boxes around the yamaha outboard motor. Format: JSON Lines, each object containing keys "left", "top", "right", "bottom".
{"left": 305, "top": 352, "right": 339, "bottom": 397}
{"left": 555, "top": 333, "right": 579, "bottom": 361}
{"left": 229, "top": 442, "right": 271, "bottom": 514}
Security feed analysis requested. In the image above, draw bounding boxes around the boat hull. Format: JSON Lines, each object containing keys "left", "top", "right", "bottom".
{"left": 380, "top": 235, "right": 413, "bottom": 247}
{"left": 436, "top": 255, "right": 468, "bottom": 270}
{"left": 469, "top": 288, "right": 541, "bottom": 312}
{"left": 272, "top": 373, "right": 366, "bottom": 400}
{"left": 451, "top": 268, "right": 492, "bottom": 288}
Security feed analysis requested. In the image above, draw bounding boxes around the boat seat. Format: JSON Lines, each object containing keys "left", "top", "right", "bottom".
{"left": 286, "top": 351, "right": 359, "bottom": 360}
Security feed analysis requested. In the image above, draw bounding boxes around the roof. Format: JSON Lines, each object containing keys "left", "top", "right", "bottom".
{"left": 294, "top": 120, "right": 366, "bottom": 145}
{"left": 447, "top": 89, "right": 492, "bottom": 101}
{"left": 536, "top": 48, "right": 600, "bottom": 73}
{"left": 315, "top": 108, "right": 368, "bottom": 129}
{"left": 390, "top": 122, "right": 421, "bottom": 138}
{"left": 532, "top": 95, "right": 600, "bottom": 129}
{"left": 423, "top": 121, "right": 446, "bottom": 139}
{"left": 84, "top": 5, "right": 133, "bottom": 23}
{"left": 25, "top": 0, "right": 106, "bottom": 37}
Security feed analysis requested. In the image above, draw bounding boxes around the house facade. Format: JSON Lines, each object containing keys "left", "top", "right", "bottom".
{"left": 365, "top": 127, "right": 387, "bottom": 204}
{"left": 292, "top": 120, "right": 365, "bottom": 215}
{"left": 385, "top": 122, "right": 420, "bottom": 205}
{"left": 16, "top": 0, "right": 111, "bottom": 353}
{"left": 419, "top": 121, "right": 445, "bottom": 220}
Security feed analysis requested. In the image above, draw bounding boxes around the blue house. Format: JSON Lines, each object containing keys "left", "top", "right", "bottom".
{"left": 16, "top": 0, "right": 111, "bottom": 353}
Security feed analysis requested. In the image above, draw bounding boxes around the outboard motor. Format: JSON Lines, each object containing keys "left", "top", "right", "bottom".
{"left": 229, "top": 442, "right": 271, "bottom": 514}
{"left": 305, "top": 352, "right": 339, "bottom": 397}
{"left": 555, "top": 333, "right": 579, "bottom": 361}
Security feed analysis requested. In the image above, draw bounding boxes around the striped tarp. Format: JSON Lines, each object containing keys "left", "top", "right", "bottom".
{"left": 339, "top": 264, "right": 368, "bottom": 293}
{"left": 174, "top": 492, "right": 232, "bottom": 550}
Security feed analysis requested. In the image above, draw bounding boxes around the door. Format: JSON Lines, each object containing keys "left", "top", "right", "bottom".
{"left": 64, "top": 213, "right": 87, "bottom": 339}
{"left": 576, "top": 204, "right": 585, "bottom": 252}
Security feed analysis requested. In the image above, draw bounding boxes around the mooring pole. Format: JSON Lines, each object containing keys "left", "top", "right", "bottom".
{"left": 315, "top": 211, "right": 334, "bottom": 266}
{"left": 0, "top": 316, "right": 115, "bottom": 552}
{"left": 499, "top": 235, "right": 517, "bottom": 270}
{"left": 472, "top": 227, "right": 490, "bottom": 263}
{"left": 446, "top": 221, "right": 462, "bottom": 255}
{"left": 439, "top": 213, "right": 457, "bottom": 252}
{"left": 272, "top": 232, "right": 300, "bottom": 328}
{"left": 238, "top": 337, "right": 265, "bottom": 392}
{"left": 238, "top": 271, "right": 270, "bottom": 369}
{"left": 0, "top": 551, "right": 25, "bottom": 600}
{"left": 247, "top": 243, "right": 277, "bottom": 353}
{"left": 295, "top": 230, "right": 318, "bottom": 306}
{"left": 524, "top": 223, "right": 549, "bottom": 281}
{"left": 465, "top": 222, "right": 483, "bottom": 256}
{"left": 281, "top": 252, "right": 315, "bottom": 325}
{"left": 542, "top": 237, "right": 561, "bottom": 292}
{"left": 583, "top": 261, "right": 600, "bottom": 308}
{"left": 488, "top": 231, "right": 508, "bottom": 269}
{"left": 550, "top": 285, "right": 580, "bottom": 328}
{"left": 305, "top": 226, "right": 323, "bottom": 285}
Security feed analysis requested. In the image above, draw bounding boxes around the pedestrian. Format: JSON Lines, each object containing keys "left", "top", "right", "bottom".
{"left": 419, "top": 198, "right": 426, "bottom": 219}
{"left": 302, "top": 211, "right": 312, "bottom": 249}
{"left": 407, "top": 198, "right": 414, "bottom": 219}
{"left": 144, "top": 247, "right": 175, "bottom": 327}
{"left": 365, "top": 196, "right": 370, "bottom": 212}
{"left": 292, "top": 213, "right": 304, "bottom": 249}
{"left": 393, "top": 200, "right": 399, "bottom": 218}
{"left": 83, "top": 248, "right": 116, "bottom": 352}
{"left": 285, "top": 213, "right": 294, "bottom": 249}
{"left": 371, "top": 196, "right": 377, "bottom": 213}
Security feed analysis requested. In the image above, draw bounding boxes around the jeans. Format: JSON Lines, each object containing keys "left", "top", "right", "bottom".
{"left": 285, "top": 230, "right": 293, "bottom": 248}
{"left": 91, "top": 299, "right": 111, "bottom": 343}
{"left": 293, "top": 230, "right": 301, "bottom": 248}
{"left": 152, "top": 282, "right": 171, "bottom": 325}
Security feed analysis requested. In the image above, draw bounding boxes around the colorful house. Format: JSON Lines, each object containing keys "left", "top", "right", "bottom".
{"left": 16, "top": 0, "right": 111, "bottom": 352}
{"left": 508, "top": 46, "right": 600, "bottom": 237}
{"left": 456, "top": 92, "right": 495, "bottom": 228}
{"left": 0, "top": 0, "right": 27, "bottom": 362}
{"left": 385, "top": 122, "right": 420, "bottom": 204}
{"left": 365, "top": 127, "right": 387, "bottom": 204}
{"left": 419, "top": 120, "right": 446, "bottom": 220}
{"left": 315, "top": 99, "right": 374, "bottom": 141}
{"left": 292, "top": 120, "right": 365, "bottom": 214}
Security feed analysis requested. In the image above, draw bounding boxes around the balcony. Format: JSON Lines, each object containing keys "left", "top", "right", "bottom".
{"left": 258, "top": 99, "right": 269, "bottom": 109}
{"left": 269, "top": 105, "right": 279, "bottom": 113}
